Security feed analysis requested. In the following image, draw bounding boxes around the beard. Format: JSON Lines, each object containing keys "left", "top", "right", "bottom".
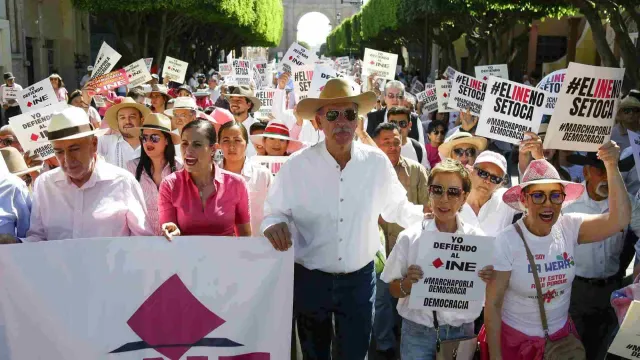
{"left": 595, "top": 181, "right": 609, "bottom": 198}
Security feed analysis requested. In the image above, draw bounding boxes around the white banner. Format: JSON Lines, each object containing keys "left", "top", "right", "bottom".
{"left": 93, "top": 95, "right": 106, "bottom": 108}
{"left": 293, "top": 65, "right": 314, "bottom": 101}
{"left": 232, "top": 59, "right": 252, "bottom": 87}
{"left": 91, "top": 42, "right": 122, "bottom": 79}
{"left": 449, "top": 71, "right": 487, "bottom": 116}
{"left": 279, "top": 43, "right": 318, "bottom": 74}
{"left": 435, "top": 80, "right": 455, "bottom": 113}
{"left": 252, "top": 156, "right": 289, "bottom": 175}
{"left": 416, "top": 85, "right": 438, "bottom": 113}
{"left": 124, "top": 59, "right": 153, "bottom": 88}
{"left": 408, "top": 232, "right": 494, "bottom": 311}
{"left": 608, "top": 300, "right": 640, "bottom": 358}
{"left": 162, "top": 56, "right": 189, "bottom": 84}
{"left": 8, "top": 102, "right": 68, "bottom": 160}
{"left": 476, "top": 77, "right": 553, "bottom": 145}
{"left": 16, "top": 78, "right": 58, "bottom": 113}
{"left": 255, "top": 89, "right": 276, "bottom": 118}
{"left": 445, "top": 66, "right": 457, "bottom": 79}
{"left": 0, "top": 236, "right": 293, "bottom": 359}
{"left": 474, "top": 64, "right": 509, "bottom": 81}
{"left": 1, "top": 86, "right": 17, "bottom": 101}
{"left": 363, "top": 48, "right": 398, "bottom": 81}
{"left": 542, "top": 62, "right": 625, "bottom": 152}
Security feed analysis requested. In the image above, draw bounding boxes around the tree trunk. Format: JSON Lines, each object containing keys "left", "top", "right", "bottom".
{"left": 607, "top": 3, "right": 639, "bottom": 88}
{"left": 571, "top": 0, "right": 619, "bottom": 68}
{"left": 156, "top": 11, "right": 168, "bottom": 71}
{"left": 143, "top": 24, "right": 149, "bottom": 58}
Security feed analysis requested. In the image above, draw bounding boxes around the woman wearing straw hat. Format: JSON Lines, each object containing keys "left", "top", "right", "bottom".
{"left": 249, "top": 121, "right": 302, "bottom": 156}
{"left": 145, "top": 84, "right": 172, "bottom": 114}
{"left": 0, "top": 146, "right": 42, "bottom": 188}
{"left": 126, "top": 113, "right": 182, "bottom": 235}
{"left": 439, "top": 132, "right": 488, "bottom": 167}
{"left": 484, "top": 142, "right": 631, "bottom": 359}
{"left": 49, "top": 73, "right": 68, "bottom": 102}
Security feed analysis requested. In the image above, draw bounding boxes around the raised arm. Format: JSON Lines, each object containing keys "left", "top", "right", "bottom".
{"left": 485, "top": 270, "right": 511, "bottom": 360}
{"left": 518, "top": 131, "right": 544, "bottom": 177}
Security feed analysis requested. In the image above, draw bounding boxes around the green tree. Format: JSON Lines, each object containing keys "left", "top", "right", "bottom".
{"left": 298, "top": 41, "right": 311, "bottom": 50}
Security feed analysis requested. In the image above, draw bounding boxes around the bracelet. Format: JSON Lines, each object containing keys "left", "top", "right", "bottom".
{"left": 399, "top": 278, "right": 410, "bottom": 297}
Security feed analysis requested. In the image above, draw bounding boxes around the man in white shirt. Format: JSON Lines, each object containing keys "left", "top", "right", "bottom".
{"left": 1, "top": 72, "right": 23, "bottom": 125}
{"left": 79, "top": 66, "right": 93, "bottom": 88}
{"left": 98, "top": 97, "right": 151, "bottom": 168}
{"left": 26, "top": 107, "right": 152, "bottom": 241}
{"left": 208, "top": 76, "right": 221, "bottom": 104}
{"left": 261, "top": 78, "right": 424, "bottom": 359}
{"left": 387, "top": 106, "right": 430, "bottom": 170}
{"left": 225, "top": 86, "right": 261, "bottom": 157}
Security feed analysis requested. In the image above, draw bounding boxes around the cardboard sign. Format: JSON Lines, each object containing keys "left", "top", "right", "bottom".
{"left": 2, "top": 86, "right": 18, "bottom": 101}
{"left": 8, "top": 102, "right": 68, "bottom": 160}
{"left": 410, "top": 81, "right": 425, "bottom": 94}
{"left": 252, "top": 61, "right": 268, "bottom": 87}
{"left": 219, "top": 63, "right": 233, "bottom": 77}
{"left": 449, "top": 71, "right": 487, "bottom": 116}
{"left": 474, "top": 64, "right": 509, "bottom": 81}
{"left": 608, "top": 300, "right": 640, "bottom": 358}
{"left": 416, "top": 85, "right": 438, "bottom": 113}
{"left": 255, "top": 89, "right": 276, "bottom": 118}
{"left": 162, "top": 56, "right": 189, "bottom": 84}
{"left": 476, "top": 77, "right": 553, "bottom": 144}
{"left": 232, "top": 59, "right": 252, "bottom": 86}
{"left": 408, "top": 231, "right": 494, "bottom": 311}
{"left": 85, "top": 69, "right": 130, "bottom": 95}
{"left": 93, "top": 95, "right": 106, "bottom": 108}
{"left": 445, "top": 66, "right": 457, "bottom": 79}
{"left": 16, "top": 78, "right": 58, "bottom": 112}
{"left": 363, "top": 48, "right": 398, "bottom": 81}
{"left": 542, "top": 62, "right": 625, "bottom": 152}
{"left": 336, "top": 56, "right": 350, "bottom": 69}
{"left": 536, "top": 69, "right": 567, "bottom": 124}
{"left": 91, "top": 42, "right": 122, "bottom": 79}
{"left": 309, "top": 65, "right": 344, "bottom": 98}
{"left": 436, "top": 80, "right": 455, "bottom": 113}
{"left": 252, "top": 155, "right": 289, "bottom": 175}
{"left": 279, "top": 42, "right": 318, "bottom": 74}
{"left": 143, "top": 58, "right": 153, "bottom": 71}
{"left": 293, "top": 65, "right": 314, "bottom": 101}
{"left": 124, "top": 59, "right": 153, "bottom": 88}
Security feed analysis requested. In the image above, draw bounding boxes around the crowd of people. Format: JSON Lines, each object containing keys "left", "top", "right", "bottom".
{"left": 0, "top": 54, "right": 640, "bottom": 360}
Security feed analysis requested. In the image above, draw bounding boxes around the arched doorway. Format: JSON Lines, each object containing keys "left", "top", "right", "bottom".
{"left": 296, "top": 12, "right": 332, "bottom": 55}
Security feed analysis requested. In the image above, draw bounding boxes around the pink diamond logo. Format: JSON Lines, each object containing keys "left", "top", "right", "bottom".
{"left": 432, "top": 258, "right": 444, "bottom": 269}
{"left": 30, "top": 133, "right": 38, "bottom": 141}
{"left": 27, "top": 101, "right": 33, "bottom": 107}
{"left": 483, "top": 76, "right": 488, "bottom": 81}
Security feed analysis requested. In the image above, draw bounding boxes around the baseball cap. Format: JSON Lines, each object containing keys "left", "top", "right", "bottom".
{"left": 87, "top": 65, "right": 94, "bottom": 72}
{"left": 474, "top": 150, "right": 507, "bottom": 174}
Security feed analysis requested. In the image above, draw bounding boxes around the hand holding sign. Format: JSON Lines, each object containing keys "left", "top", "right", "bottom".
{"left": 597, "top": 140, "right": 621, "bottom": 169}
{"left": 518, "top": 132, "right": 545, "bottom": 160}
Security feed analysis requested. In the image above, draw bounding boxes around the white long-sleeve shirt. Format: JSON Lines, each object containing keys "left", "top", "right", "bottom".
{"left": 260, "top": 140, "right": 424, "bottom": 273}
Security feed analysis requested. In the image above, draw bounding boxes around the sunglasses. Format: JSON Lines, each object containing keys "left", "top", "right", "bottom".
{"left": 386, "top": 93, "right": 404, "bottom": 100}
{"left": 325, "top": 109, "right": 358, "bottom": 122}
{"left": 621, "top": 108, "right": 640, "bottom": 115}
{"left": 525, "top": 191, "right": 566, "bottom": 205}
{"left": 390, "top": 120, "right": 409, "bottom": 128}
{"left": 474, "top": 166, "right": 504, "bottom": 185}
{"left": 452, "top": 147, "right": 477, "bottom": 158}
{"left": 141, "top": 134, "right": 162, "bottom": 144}
{"left": 0, "top": 138, "right": 14, "bottom": 147}
{"left": 429, "top": 184, "right": 464, "bottom": 198}
{"left": 430, "top": 130, "right": 445, "bottom": 136}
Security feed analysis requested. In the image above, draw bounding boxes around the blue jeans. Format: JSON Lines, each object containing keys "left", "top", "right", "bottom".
{"left": 401, "top": 318, "right": 474, "bottom": 360}
{"left": 294, "top": 262, "right": 376, "bottom": 360}
{"left": 374, "top": 275, "right": 399, "bottom": 351}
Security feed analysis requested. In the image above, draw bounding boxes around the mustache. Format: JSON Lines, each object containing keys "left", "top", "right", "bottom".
{"left": 332, "top": 126, "right": 353, "bottom": 134}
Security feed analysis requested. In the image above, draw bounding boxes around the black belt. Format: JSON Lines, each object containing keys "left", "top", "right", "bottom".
{"left": 575, "top": 275, "right": 621, "bottom": 287}
{"left": 295, "top": 261, "right": 374, "bottom": 277}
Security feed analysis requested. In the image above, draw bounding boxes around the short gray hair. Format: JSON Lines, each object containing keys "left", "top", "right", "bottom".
{"left": 384, "top": 80, "right": 405, "bottom": 95}
{"left": 404, "top": 93, "right": 416, "bottom": 107}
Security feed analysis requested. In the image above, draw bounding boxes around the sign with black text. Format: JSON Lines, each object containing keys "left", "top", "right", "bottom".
{"left": 232, "top": 59, "right": 252, "bottom": 86}
{"left": 279, "top": 43, "right": 317, "bottom": 74}
{"left": 436, "top": 80, "right": 455, "bottom": 113}
{"left": 474, "top": 64, "right": 509, "bottom": 81}
{"left": 293, "top": 65, "right": 314, "bottom": 101}
{"left": 16, "top": 78, "right": 58, "bottom": 112}
{"left": 1, "top": 86, "right": 17, "bottom": 101}
{"left": 162, "top": 56, "right": 189, "bottom": 84}
{"left": 363, "top": 48, "right": 398, "bottom": 81}
{"left": 449, "top": 71, "right": 487, "bottom": 116}
{"left": 608, "top": 300, "right": 640, "bottom": 359}
{"left": 416, "top": 85, "right": 438, "bottom": 113}
{"left": 8, "top": 102, "right": 68, "bottom": 160}
{"left": 124, "top": 58, "right": 153, "bottom": 88}
{"left": 219, "top": 63, "right": 232, "bottom": 77}
{"left": 91, "top": 42, "right": 122, "bottom": 79}
{"left": 255, "top": 89, "right": 276, "bottom": 118}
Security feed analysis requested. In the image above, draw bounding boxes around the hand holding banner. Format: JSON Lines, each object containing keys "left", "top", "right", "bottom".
{"left": 363, "top": 48, "right": 398, "bottom": 81}
{"left": 162, "top": 56, "right": 189, "bottom": 84}
{"left": 449, "top": 71, "right": 487, "bottom": 116}
{"left": 84, "top": 69, "right": 130, "bottom": 96}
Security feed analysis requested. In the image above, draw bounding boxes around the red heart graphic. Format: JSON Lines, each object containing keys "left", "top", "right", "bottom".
{"left": 319, "top": 86, "right": 325, "bottom": 91}
{"left": 30, "top": 133, "right": 38, "bottom": 141}
{"left": 27, "top": 101, "right": 33, "bottom": 107}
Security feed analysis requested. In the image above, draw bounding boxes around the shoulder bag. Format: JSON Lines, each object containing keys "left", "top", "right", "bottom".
{"left": 433, "top": 310, "right": 478, "bottom": 360}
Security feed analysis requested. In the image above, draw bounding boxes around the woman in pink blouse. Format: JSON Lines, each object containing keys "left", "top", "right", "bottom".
{"left": 49, "top": 74, "right": 68, "bottom": 102}
{"left": 126, "top": 113, "right": 181, "bottom": 235}
{"left": 159, "top": 119, "right": 251, "bottom": 239}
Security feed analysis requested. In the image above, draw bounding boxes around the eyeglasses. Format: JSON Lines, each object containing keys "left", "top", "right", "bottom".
{"left": 525, "top": 191, "right": 566, "bottom": 205}
{"left": 0, "top": 138, "right": 14, "bottom": 147}
{"left": 325, "top": 109, "right": 358, "bottom": 122}
{"left": 474, "top": 166, "right": 504, "bottom": 185}
{"left": 386, "top": 93, "right": 404, "bottom": 100}
{"left": 429, "top": 184, "right": 464, "bottom": 199}
{"left": 621, "top": 108, "right": 640, "bottom": 115}
{"left": 430, "top": 130, "right": 445, "bottom": 136}
{"left": 141, "top": 134, "right": 162, "bottom": 144}
{"left": 390, "top": 120, "right": 409, "bottom": 128}
{"left": 452, "top": 147, "right": 477, "bottom": 158}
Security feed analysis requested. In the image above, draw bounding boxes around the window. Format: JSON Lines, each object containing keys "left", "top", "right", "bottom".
{"left": 45, "top": 39, "right": 55, "bottom": 75}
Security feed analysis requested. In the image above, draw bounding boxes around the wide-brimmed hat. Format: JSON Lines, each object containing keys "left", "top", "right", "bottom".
{"left": 250, "top": 122, "right": 299, "bottom": 143}
{"left": 438, "top": 132, "right": 488, "bottom": 159}
{"left": 164, "top": 97, "right": 198, "bottom": 117}
{"left": 296, "top": 78, "right": 376, "bottom": 120}
{"left": 41, "top": 106, "right": 108, "bottom": 142}
{"left": 48, "top": 73, "right": 62, "bottom": 80}
{"left": 132, "top": 113, "right": 181, "bottom": 145}
{"left": 145, "top": 84, "right": 170, "bottom": 97}
{"left": 103, "top": 97, "right": 152, "bottom": 131}
{"left": 3, "top": 72, "right": 14, "bottom": 80}
{"left": 177, "top": 85, "right": 193, "bottom": 95}
{"left": 194, "top": 90, "right": 210, "bottom": 98}
{"left": 619, "top": 90, "right": 640, "bottom": 110}
{"left": 0, "top": 147, "right": 42, "bottom": 176}
{"left": 502, "top": 159, "right": 584, "bottom": 211}
{"left": 224, "top": 86, "right": 261, "bottom": 112}
{"left": 567, "top": 151, "right": 635, "bottom": 172}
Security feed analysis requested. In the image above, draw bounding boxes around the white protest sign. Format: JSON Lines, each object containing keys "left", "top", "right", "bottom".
{"left": 8, "top": 101, "right": 68, "bottom": 160}
{"left": 255, "top": 89, "right": 276, "bottom": 118}
{"left": 608, "top": 301, "right": 640, "bottom": 358}
{"left": 219, "top": 63, "right": 233, "bottom": 77}
{"left": 226, "top": 51, "right": 233, "bottom": 64}
{"left": 449, "top": 71, "right": 487, "bottom": 116}
{"left": 408, "top": 231, "right": 494, "bottom": 311}
{"left": 293, "top": 65, "right": 314, "bottom": 101}
{"left": 252, "top": 61, "right": 268, "bottom": 87}
{"left": 162, "top": 56, "right": 189, "bottom": 84}
{"left": 124, "top": 59, "right": 153, "bottom": 88}
{"left": 476, "top": 77, "right": 553, "bottom": 144}
{"left": 232, "top": 59, "right": 252, "bottom": 86}
{"left": 279, "top": 42, "right": 318, "bottom": 73}
{"left": 628, "top": 130, "right": 640, "bottom": 184}
{"left": 416, "top": 85, "right": 438, "bottom": 113}
{"left": 0, "top": 236, "right": 293, "bottom": 359}
{"left": 16, "top": 78, "right": 58, "bottom": 112}
{"left": 252, "top": 156, "right": 289, "bottom": 175}
{"left": 336, "top": 56, "right": 350, "bottom": 69}
{"left": 2, "top": 86, "right": 17, "bottom": 101}
{"left": 91, "top": 42, "right": 122, "bottom": 79}
{"left": 445, "top": 66, "right": 457, "bottom": 79}
{"left": 143, "top": 57, "right": 153, "bottom": 71}
{"left": 309, "top": 65, "right": 343, "bottom": 98}
{"left": 474, "top": 64, "right": 509, "bottom": 81}
{"left": 543, "top": 62, "right": 625, "bottom": 152}
{"left": 93, "top": 95, "right": 106, "bottom": 108}
{"left": 436, "top": 80, "right": 455, "bottom": 113}
{"left": 363, "top": 48, "right": 398, "bottom": 81}
{"left": 410, "top": 81, "right": 425, "bottom": 94}
{"left": 536, "top": 69, "right": 567, "bottom": 124}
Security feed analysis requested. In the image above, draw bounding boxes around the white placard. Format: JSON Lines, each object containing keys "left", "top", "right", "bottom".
{"left": 252, "top": 61, "right": 268, "bottom": 88}
{"left": 91, "top": 42, "right": 122, "bottom": 79}
{"left": 410, "top": 81, "right": 425, "bottom": 95}
{"left": 536, "top": 69, "right": 567, "bottom": 122}
{"left": 226, "top": 51, "right": 233, "bottom": 64}
{"left": 542, "top": 62, "right": 625, "bottom": 152}
{"left": 309, "top": 65, "right": 344, "bottom": 98}
{"left": 336, "top": 56, "right": 350, "bottom": 69}
{"left": 279, "top": 42, "right": 318, "bottom": 74}
{"left": 255, "top": 89, "right": 276, "bottom": 118}
{"left": 445, "top": 66, "right": 457, "bottom": 79}
{"left": 219, "top": 63, "right": 233, "bottom": 77}
{"left": 16, "top": 78, "right": 58, "bottom": 113}
{"left": 449, "top": 71, "right": 487, "bottom": 116}
{"left": 124, "top": 59, "right": 153, "bottom": 88}
{"left": 162, "top": 56, "right": 189, "bottom": 84}
{"left": 476, "top": 76, "right": 553, "bottom": 144}
{"left": 474, "top": 64, "right": 509, "bottom": 81}
{"left": 363, "top": 48, "right": 398, "bottom": 81}
{"left": 608, "top": 300, "right": 640, "bottom": 358}
{"left": 232, "top": 59, "right": 252, "bottom": 87}
{"left": 416, "top": 85, "right": 438, "bottom": 113}
{"left": 93, "top": 95, "right": 106, "bottom": 108}
{"left": 143, "top": 58, "right": 153, "bottom": 71}
{"left": 252, "top": 156, "right": 289, "bottom": 175}
{"left": 292, "top": 65, "right": 314, "bottom": 101}
{"left": 1, "top": 86, "right": 17, "bottom": 101}
{"left": 8, "top": 102, "right": 68, "bottom": 160}
{"left": 436, "top": 80, "right": 455, "bottom": 113}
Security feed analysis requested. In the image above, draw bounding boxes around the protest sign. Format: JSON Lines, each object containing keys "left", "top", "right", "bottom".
{"left": 336, "top": 56, "right": 350, "bottom": 69}
{"left": 435, "top": 80, "right": 455, "bottom": 113}
{"left": 252, "top": 61, "right": 268, "bottom": 88}
{"left": 162, "top": 56, "right": 189, "bottom": 84}
{"left": 445, "top": 66, "right": 457, "bottom": 79}
{"left": 309, "top": 65, "right": 344, "bottom": 98}
{"left": 279, "top": 42, "right": 318, "bottom": 74}
{"left": 252, "top": 65, "right": 264, "bottom": 89}
{"left": 255, "top": 89, "right": 276, "bottom": 118}
{"left": 628, "top": 130, "right": 640, "bottom": 183}
{"left": 410, "top": 81, "right": 425, "bottom": 94}
{"left": 608, "top": 301, "right": 640, "bottom": 359}
{"left": 363, "top": 48, "right": 398, "bottom": 81}
{"left": 542, "top": 62, "right": 625, "bottom": 152}
{"left": 91, "top": 42, "right": 121, "bottom": 79}
{"left": 476, "top": 77, "right": 553, "bottom": 144}
{"left": 474, "top": 64, "right": 509, "bottom": 81}
{"left": 124, "top": 58, "right": 153, "bottom": 88}
{"left": 408, "top": 231, "right": 494, "bottom": 311}
{"left": 16, "top": 78, "right": 58, "bottom": 112}
{"left": 449, "top": 71, "right": 487, "bottom": 116}
{"left": 252, "top": 156, "right": 289, "bottom": 175}
{"left": 0, "top": 236, "right": 293, "bottom": 359}
{"left": 1, "top": 86, "right": 17, "bottom": 101}
{"left": 8, "top": 102, "right": 68, "bottom": 160}
{"left": 143, "top": 57, "right": 153, "bottom": 71}
{"left": 85, "top": 69, "right": 130, "bottom": 96}
{"left": 232, "top": 59, "right": 252, "bottom": 86}
{"left": 226, "top": 51, "right": 233, "bottom": 64}
{"left": 219, "top": 63, "right": 233, "bottom": 77}
{"left": 293, "top": 65, "right": 314, "bottom": 101}
{"left": 416, "top": 85, "right": 438, "bottom": 113}
{"left": 93, "top": 95, "right": 106, "bottom": 108}
{"left": 536, "top": 69, "right": 567, "bottom": 124}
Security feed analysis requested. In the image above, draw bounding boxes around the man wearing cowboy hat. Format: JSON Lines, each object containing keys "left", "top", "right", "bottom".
{"left": 1, "top": 72, "right": 23, "bottom": 126}
{"left": 225, "top": 86, "right": 261, "bottom": 157}
{"left": 261, "top": 78, "right": 426, "bottom": 359}
{"left": 99, "top": 97, "right": 152, "bottom": 169}
{"left": 25, "top": 107, "right": 152, "bottom": 242}
{"left": 165, "top": 97, "right": 199, "bottom": 133}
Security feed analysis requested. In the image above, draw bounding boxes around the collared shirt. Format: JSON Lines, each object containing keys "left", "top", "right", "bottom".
{"left": 158, "top": 165, "right": 251, "bottom": 236}
{"left": 238, "top": 159, "right": 272, "bottom": 235}
{"left": 126, "top": 157, "right": 182, "bottom": 235}
{"left": 98, "top": 134, "right": 141, "bottom": 169}
{"left": 400, "top": 140, "right": 431, "bottom": 170}
{"left": 261, "top": 141, "right": 424, "bottom": 273}
{"left": 0, "top": 84, "right": 23, "bottom": 107}
{"left": 380, "top": 156, "right": 429, "bottom": 252}
{"left": 0, "top": 174, "right": 31, "bottom": 238}
{"left": 459, "top": 188, "right": 519, "bottom": 237}
{"left": 563, "top": 183, "right": 640, "bottom": 278}
{"left": 25, "top": 159, "right": 152, "bottom": 241}
{"left": 241, "top": 115, "right": 258, "bottom": 158}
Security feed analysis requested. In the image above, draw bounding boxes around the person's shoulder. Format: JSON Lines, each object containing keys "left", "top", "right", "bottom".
{"left": 0, "top": 174, "right": 28, "bottom": 192}
{"left": 460, "top": 219, "right": 486, "bottom": 236}
{"left": 403, "top": 156, "right": 423, "bottom": 170}
{"left": 250, "top": 162, "right": 272, "bottom": 177}
{"left": 98, "top": 161, "right": 138, "bottom": 183}
{"left": 355, "top": 141, "right": 388, "bottom": 163}
{"left": 367, "top": 108, "right": 385, "bottom": 120}
{"left": 125, "top": 158, "right": 140, "bottom": 174}
{"left": 219, "top": 167, "right": 246, "bottom": 184}
{"left": 396, "top": 221, "right": 425, "bottom": 246}
{"left": 495, "top": 222, "right": 517, "bottom": 242}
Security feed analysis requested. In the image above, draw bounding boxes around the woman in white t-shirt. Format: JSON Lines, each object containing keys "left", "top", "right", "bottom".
{"left": 484, "top": 143, "right": 631, "bottom": 359}
{"left": 381, "top": 159, "right": 494, "bottom": 359}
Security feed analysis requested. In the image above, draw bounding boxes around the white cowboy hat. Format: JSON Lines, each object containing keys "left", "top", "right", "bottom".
{"left": 224, "top": 85, "right": 261, "bottom": 112}
{"left": 41, "top": 106, "right": 108, "bottom": 142}
{"left": 0, "top": 147, "right": 42, "bottom": 176}
{"left": 103, "top": 97, "right": 152, "bottom": 131}
{"left": 296, "top": 78, "right": 376, "bottom": 119}
{"left": 438, "top": 132, "right": 488, "bottom": 159}
{"left": 131, "top": 113, "right": 181, "bottom": 145}
{"left": 164, "top": 97, "right": 198, "bottom": 117}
